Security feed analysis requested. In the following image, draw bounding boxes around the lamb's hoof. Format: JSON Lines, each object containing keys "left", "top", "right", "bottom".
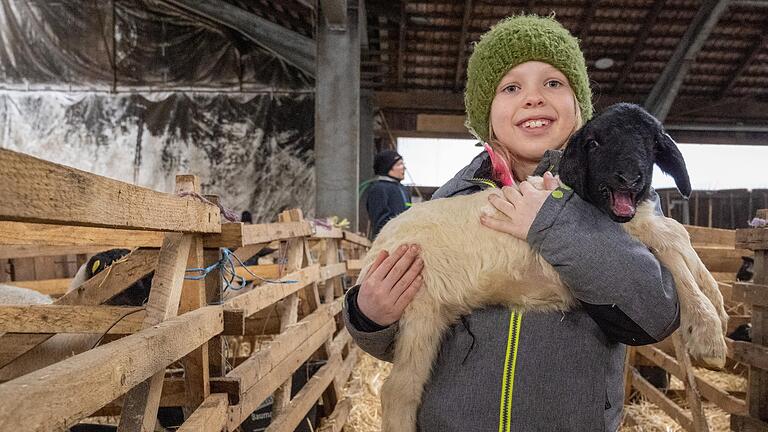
{"left": 683, "top": 316, "right": 727, "bottom": 370}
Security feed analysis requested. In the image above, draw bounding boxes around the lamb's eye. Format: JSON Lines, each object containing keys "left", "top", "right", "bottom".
{"left": 588, "top": 139, "right": 600, "bottom": 150}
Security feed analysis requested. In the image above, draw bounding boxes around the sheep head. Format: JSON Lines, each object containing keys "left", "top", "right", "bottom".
{"left": 558, "top": 103, "right": 691, "bottom": 223}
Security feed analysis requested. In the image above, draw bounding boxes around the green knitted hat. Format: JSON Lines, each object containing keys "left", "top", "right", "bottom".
{"left": 465, "top": 15, "right": 593, "bottom": 142}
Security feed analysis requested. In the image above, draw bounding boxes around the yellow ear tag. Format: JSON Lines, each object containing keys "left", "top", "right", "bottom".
{"left": 91, "top": 260, "right": 101, "bottom": 274}
{"left": 551, "top": 190, "right": 564, "bottom": 199}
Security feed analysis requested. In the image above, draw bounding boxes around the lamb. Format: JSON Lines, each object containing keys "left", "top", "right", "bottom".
{"left": 359, "top": 103, "right": 728, "bottom": 432}
{"left": 0, "top": 249, "right": 152, "bottom": 381}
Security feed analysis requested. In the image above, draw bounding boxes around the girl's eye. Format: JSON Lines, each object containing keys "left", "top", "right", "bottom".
{"left": 501, "top": 84, "right": 520, "bottom": 93}
{"left": 545, "top": 80, "right": 563, "bottom": 88}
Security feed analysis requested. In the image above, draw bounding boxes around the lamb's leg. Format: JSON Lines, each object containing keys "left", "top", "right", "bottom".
{"left": 668, "top": 224, "right": 729, "bottom": 332}
{"left": 381, "top": 300, "right": 451, "bottom": 432}
{"left": 624, "top": 207, "right": 726, "bottom": 367}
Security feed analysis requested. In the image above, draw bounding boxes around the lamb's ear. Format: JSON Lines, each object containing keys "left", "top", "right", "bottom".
{"left": 655, "top": 132, "right": 691, "bottom": 198}
{"left": 558, "top": 128, "right": 589, "bottom": 196}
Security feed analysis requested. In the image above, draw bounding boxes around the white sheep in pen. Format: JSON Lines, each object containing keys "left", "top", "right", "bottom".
{"left": 359, "top": 104, "right": 728, "bottom": 432}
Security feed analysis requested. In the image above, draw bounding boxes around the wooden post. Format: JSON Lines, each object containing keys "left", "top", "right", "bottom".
{"left": 271, "top": 209, "right": 308, "bottom": 419}
{"left": 203, "top": 195, "right": 227, "bottom": 377}
{"left": 117, "top": 233, "right": 193, "bottom": 432}
{"left": 671, "top": 332, "right": 709, "bottom": 432}
{"left": 733, "top": 214, "right": 768, "bottom": 431}
{"left": 175, "top": 175, "right": 210, "bottom": 416}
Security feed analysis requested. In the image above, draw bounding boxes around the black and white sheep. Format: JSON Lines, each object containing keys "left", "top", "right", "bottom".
{"left": 361, "top": 103, "right": 728, "bottom": 432}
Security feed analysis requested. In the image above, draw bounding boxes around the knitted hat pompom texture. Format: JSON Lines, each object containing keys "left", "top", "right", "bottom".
{"left": 464, "top": 15, "right": 593, "bottom": 142}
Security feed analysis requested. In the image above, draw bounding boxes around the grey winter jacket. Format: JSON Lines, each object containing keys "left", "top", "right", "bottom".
{"left": 343, "top": 150, "right": 680, "bottom": 432}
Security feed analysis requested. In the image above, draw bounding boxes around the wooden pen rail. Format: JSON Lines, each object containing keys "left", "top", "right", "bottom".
{"left": 0, "top": 147, "right": 369, "bottom": 432}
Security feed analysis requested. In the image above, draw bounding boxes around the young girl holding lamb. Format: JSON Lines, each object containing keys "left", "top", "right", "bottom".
{"left": 345, "top": 16, "right": 691, "bottom": 432}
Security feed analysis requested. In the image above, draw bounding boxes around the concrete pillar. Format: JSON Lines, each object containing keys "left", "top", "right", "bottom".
{"left": 315, "top": 0, "right": 360, "bottom": 230}
{"left": 358, "top": 89, "right": 376, "bottom": 235}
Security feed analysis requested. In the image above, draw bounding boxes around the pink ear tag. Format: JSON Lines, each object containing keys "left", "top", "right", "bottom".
{"left": 483, "top": 143, "right": 515, "bottom": 187}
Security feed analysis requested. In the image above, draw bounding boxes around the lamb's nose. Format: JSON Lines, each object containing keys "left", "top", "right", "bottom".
{"left": 615, "top": 172, "right": 642, "bottom": 186}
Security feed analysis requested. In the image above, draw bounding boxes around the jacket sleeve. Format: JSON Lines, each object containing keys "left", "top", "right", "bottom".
{"left": 367, "top": 185, "right": 396, "bottom": 236}
{"left": 343, "top": 285, "right": 398, "bottom": 362}
{"left": 527, "top": 187, "right": 680, "bottom": 345}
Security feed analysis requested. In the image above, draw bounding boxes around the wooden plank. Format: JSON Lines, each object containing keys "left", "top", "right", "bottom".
{"left": 265, "top": 354, "right": 343, "bottom": 432}
{"left": 0, "top": 305, "right": 144, "bottom": 334}
{"left": 0, "top": 148, "right": 220, "bottom": 233}
{"left": 223, "top": 264, "right": 320, "bottom": 317}
{"left": 0, "top": 245, "right": 110, "bottom": 260}
{"left": 235, "top": 264, "right": 282, "bottom": 281}
{"left": 272, "top": 209, "right": 307, "bottom": 419}
{"left": 328, "top": 328, "right": 351, "bottom": 358}
{"left": 685, "top": 225, "right": 736, "bottom": 246}
{"left": 733, "top": 282, "right": 768, "bottom": 306}
{"left": 226, "top": 319, "right": 337, "bottom": 429}
{"left": 175, "top": 175, "right": 210, "bottom": 417}
{"left": 346, "top": 259, "right": 363, "bottom": 272}
{"left": 176, "top": 393, "right": 229, "bottom": 432}
{"left": 0, "top": 248, "right": 158, "bottom": 368}
{"left": 0, "top": 221, "right": 165, "bottom": 249}
{"left": 637, "top": 345, "right": 747, "bottom": 415}
{"left": 671, "top": 333, "right": 710, "bottom": 432}
{"left": 118, "top": 233, "right": 192, "bottom": 432}
{"left": 631, "top": 368, "right": 694, "bottom": 431}
{"left": 737, "top": 228, "right": 768, "bottom": 250}
{"left": 215, "top": 300, "right": 343, "bottom": 399}
{"left": 342, "top": 231, "right": 371, "bottom": 248}
{"left": 203, "top": 221, "right": 312, "bottom": 248}
{"left": 321, "top": 239, "right": 343, "bottom": 301}
{"left": 312, "top": 225, "right": 343, "bottom": 239}
{"left": 320, "top": 263, "right": 347, "bottom": 284}
{"left": 694, "top": 245, "right": 753, "bottom": 273}
{"left": 0, "top": 306, "right": 223, "bottom": 432}
{"left": 6, "top": 278, "right": 72, "bottom": 296}
{"left": 317, "top": 397, "right": 352, "bottom": 432}
{"left": 727, "top": 338, "right": 768, "bottom": 371}
{"left": 93, "top": 378, "right": 191, "bottom": 416}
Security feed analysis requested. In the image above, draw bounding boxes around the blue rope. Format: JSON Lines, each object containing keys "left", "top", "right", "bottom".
{"left": 185, "top": 248, "right": 298, "bottom": 294}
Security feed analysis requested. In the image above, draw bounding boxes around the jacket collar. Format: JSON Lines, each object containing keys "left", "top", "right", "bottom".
{"left": 373, "top": 175, "right": 402, "bottom": 184}
{"left": 432, "top": 149, "right": 564, "bottom": 199}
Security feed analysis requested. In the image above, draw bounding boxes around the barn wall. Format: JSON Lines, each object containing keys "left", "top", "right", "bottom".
{"left": 0, "top": 0, "right": 316, "bottom": 223}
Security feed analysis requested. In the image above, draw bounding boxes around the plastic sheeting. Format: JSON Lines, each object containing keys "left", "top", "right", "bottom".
{"left": 0, "top": 91, "right": 315, "bottom": 222}
{"left": 0, "top": 0, "right": 312, "bottom": 90}
{"left": 0, "top": 0, "right": 317, "bottom": 222}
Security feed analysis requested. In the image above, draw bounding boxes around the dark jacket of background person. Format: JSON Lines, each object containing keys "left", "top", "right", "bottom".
{"left": 365, "top": 176, "right": 412, "bottom": 239}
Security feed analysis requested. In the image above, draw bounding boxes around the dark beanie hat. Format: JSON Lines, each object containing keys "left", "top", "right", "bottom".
{"left": 374, "top": 150, "right": 403, "bottom": 176}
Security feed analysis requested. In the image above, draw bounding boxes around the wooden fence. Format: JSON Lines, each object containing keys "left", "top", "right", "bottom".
{"left": 0, "top": 148, "right": 371, "bottom": 432}
{"left": 623, "top": 222, "right": 768, "bottom": 431}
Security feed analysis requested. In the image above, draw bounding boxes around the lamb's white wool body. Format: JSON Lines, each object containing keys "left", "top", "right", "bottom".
{"left": 0, "top": 284, "right": 53, "bottom": 305}
{"left": 360, "top": 184, "right": 726, "bottom": 432}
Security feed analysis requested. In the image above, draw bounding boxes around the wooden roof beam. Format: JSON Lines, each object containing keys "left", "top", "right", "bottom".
{"left": 574, "top": 1, "right": 600, "bottom": 41}
{"left": 397, "top": 3, "right": 406, "bottom": 88}
{"left": 643, "top": 0, "right": 729, "bottom": 122}
{"left": 718, "top": 31, "right": 768, "bottom": 98}
{"left": 160, "top": 0, "right": 316, "bottom": 77}
{"left": 454, "top": 0, "right": 473, "bottom": 91}
{"left": 613, "top": 0, "right": 666, "bottom": 93}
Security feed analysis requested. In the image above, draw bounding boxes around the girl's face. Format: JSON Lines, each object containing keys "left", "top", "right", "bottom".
{"left": 489, "top": 61, "right": 578, "bottom": 162}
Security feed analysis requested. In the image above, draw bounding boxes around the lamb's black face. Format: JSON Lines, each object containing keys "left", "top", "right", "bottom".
{"left": 558, "top": 103, "right": 691, "bottom": 223}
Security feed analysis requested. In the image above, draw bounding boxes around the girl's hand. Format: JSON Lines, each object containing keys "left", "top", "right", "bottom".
{"left": 357, "top": 244, "right": 424, "bottom": 326}
{"left": 481, "top": 172, "right": 560, "bottom": 239}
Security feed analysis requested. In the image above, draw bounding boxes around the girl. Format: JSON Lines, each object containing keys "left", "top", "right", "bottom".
{"left": 344, "top": 15, "right": 679, "bottom": 431}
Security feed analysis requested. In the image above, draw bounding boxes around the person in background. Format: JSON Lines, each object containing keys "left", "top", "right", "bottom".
{"left": 240, "top": 210, "right": 253, "bottom": 224}
{"left": 365, "top": 150, "right": 412, "bottom": 238}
